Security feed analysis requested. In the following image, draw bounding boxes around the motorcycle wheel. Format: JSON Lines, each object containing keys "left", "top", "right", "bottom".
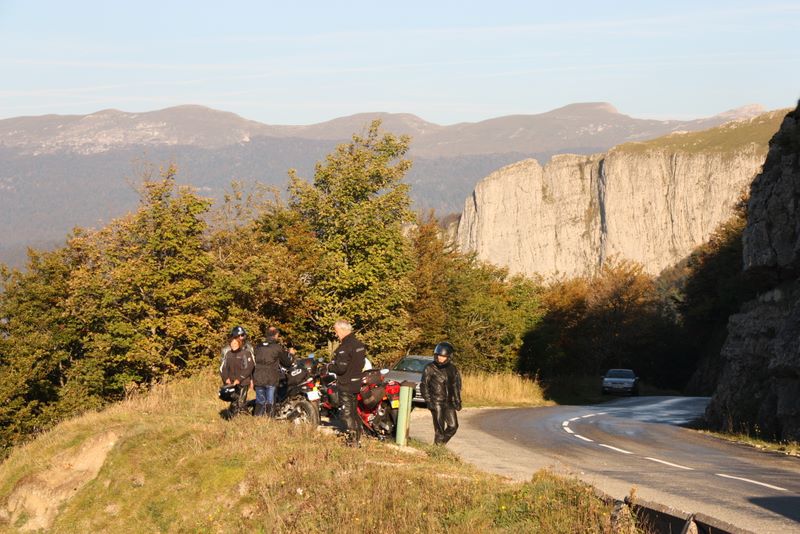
{"left": 286, "top": 397, "right": 321, "bottom": 426}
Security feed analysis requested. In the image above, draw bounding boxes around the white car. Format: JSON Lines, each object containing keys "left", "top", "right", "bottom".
{"left": 601, "top": 369, "right": 639, "bottom": 396}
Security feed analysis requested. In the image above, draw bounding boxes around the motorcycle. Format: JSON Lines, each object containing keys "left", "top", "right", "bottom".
{"left": 222, "top": 358, "right": 321, "bottom": 425}
{"left": 271, "top": 358, "right": 321, "bottom": 425}
{"left": 318, "top": 365, "right": 401, "bottom": 440}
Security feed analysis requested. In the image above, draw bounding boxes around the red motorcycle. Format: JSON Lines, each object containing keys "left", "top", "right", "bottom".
{"left": 318, "top": 366, "right": 401, "bottom": 439}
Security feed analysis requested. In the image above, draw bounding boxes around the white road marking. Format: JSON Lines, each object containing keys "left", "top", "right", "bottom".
{"left": 574, "top": 434, "right": 594, "bottom": 442}
{"left": 569, "top": 416, "right": 581, "bottom": 422}
{"left": 581, "top": 413, "right": 597, "bottom": 419}
{"left": 715, "top": 473, "right": 788, "bottom": 492}
{"left": 562, "top": 421, "right": 569, "bottom": 427}
{"left": 564, "top": 427, "right": 574, "bottom": 434}
{"left": 645, "top": 457, "right": 694, "bottom": 470}
{"left": 598, "top": 444, "right": 634, "bottom": 455}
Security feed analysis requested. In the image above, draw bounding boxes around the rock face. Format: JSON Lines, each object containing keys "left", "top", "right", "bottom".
{"left": 705, "top": 104, "right": 800, "bottom": 440}
{"left": 457, "top": 111, "right": 786, "bottom": 278}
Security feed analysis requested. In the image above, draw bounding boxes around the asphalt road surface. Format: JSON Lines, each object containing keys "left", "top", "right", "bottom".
{"left": 409, "top": 397, "right": 800, "bottom": 534}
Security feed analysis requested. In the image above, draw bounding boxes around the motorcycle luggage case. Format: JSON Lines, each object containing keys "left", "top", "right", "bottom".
{"left": 286, "top": 365, "right": 309, "bottom": 386}
{"left": 360, "top": 384, "right": 385, "bottom": 410}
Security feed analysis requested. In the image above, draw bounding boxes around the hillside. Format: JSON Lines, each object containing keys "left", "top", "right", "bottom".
{"left": 0, "top": 102, "right": 763, "bottom": 266}
{"left": 0, "top": 373, "right": 626, "bottom": 533}
{"left": 456, "top": 109, "right": 788, "bottom": 278}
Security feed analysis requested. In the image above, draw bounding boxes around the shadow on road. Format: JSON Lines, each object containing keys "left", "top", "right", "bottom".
{"left": 749, "top": 496, "right": 800, "bottom": 522}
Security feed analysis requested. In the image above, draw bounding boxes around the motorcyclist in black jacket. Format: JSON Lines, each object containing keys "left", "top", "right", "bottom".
{"left": 331, "top": 319, "right": 367, "bottom": 447}
{"left": 420, "top": 342, "right": 462, "bottom": 444}
{"left": 253, "top": 326, "right": 295, "bottom": 417}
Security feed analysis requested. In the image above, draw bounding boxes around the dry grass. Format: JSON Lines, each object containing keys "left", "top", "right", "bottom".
{"left": 0, "top": 371, "right": 644, "bottom": 533}
{"left": 696, "top": 430, "right": 800, "bottom": 457}
{"left": 462, "top": 372, "right": 551, "bottom": 408}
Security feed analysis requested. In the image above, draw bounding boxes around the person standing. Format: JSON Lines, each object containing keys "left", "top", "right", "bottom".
{"left": 220, "top": 325, "right": 254, "bottom": 365}
{"left": 252, "top": 326, "right": 295, "bottom": 417}
{"left": 219, "top": 327, "right": 256, "bottom": 416}
{"left": 420, "top": 342, "right": 462, "bottom": 445}
{"left": 330, "top": 319, "right": 367, "bottom": 447}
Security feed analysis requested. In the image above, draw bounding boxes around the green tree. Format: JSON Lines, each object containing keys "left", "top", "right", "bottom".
{"left": 208, "top": 182, "right": 321, "bottom": 351}
{"left": 63, "top": 166, "right": 221, "bottom": 404}
{"left": 287, "top": 121, "right": 416, "bottom": 362}
{"left": 0, "top": 246, "right": 84, "bottom": 452}
{"left": 407, "top": 212, "right": 453, "bottom": 350}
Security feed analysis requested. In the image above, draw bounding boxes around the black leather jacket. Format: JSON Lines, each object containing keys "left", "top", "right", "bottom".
{"left": 420, "top": 361, "right": 462, "bottom": 408}
{"left": 219, "top": 348, "right": 255, "bottom": 384}
{"left": 331, "top": 333, "right": 367, "bottom": 393}
{"left": 253, "top": 339, "right": 293, "bottom": 386}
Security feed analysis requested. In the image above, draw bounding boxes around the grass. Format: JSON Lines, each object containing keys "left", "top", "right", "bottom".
{"left": 462, "top": 371, "right": 551, "bottom": 408}
{"left": 615, "top": 109, "right": 788, "bottom": 156}
{"left": 0, "top": 371, "right": 647, "bottom": 533}
{"left": 694, "top": 429, "right": 800, "bottom": 457}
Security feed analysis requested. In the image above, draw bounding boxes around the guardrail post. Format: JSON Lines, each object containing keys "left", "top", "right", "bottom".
{"left": 395, "top": 381, "right": 416, "bottom": 446}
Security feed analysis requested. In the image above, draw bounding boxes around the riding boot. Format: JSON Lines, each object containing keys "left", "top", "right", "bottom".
{"left": 264, "top": 403, "right": 274, "bottom": 418}
{"left": 254, "top": 403, "right": 266, "bottom": 417}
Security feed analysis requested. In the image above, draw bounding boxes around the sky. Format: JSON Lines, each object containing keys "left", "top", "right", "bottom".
{"left": 1, "top": 1, "right": 799, "bottom": 125}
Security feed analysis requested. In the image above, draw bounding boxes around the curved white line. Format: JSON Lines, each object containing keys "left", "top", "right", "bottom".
{"left": 569, "top": 416, "right": 581, "bottom": 422}
{"left": 574, "top": 434, "right": 594, "bottom": 442}
{"left": 564, "top": 427, "right": 574, "bottom": 434}
{"left": 645, "top": 457, "right": 693, "bottom": 470}
{"left": 562, "top": 421, "right": 570, "bottom": 427}
{"left": 715, "top": 473, "right": 787, "bottom": 492}
{"left": 598, "top": 444, "right": 633, "bottom": 454}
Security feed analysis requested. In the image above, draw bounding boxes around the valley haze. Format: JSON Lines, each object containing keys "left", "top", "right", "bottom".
{"left": 0, "top": 101, "right": 767, "bottom": 268}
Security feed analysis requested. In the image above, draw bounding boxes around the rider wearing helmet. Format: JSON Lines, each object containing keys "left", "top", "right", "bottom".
{"left": 221, "top": 325, "right": 254, "bottom": 362}
{"left": 219, "top": 325, "right": 255, "bottom": 416}
{"left": 420, "top": 341, "right": 462, "bottom": 444}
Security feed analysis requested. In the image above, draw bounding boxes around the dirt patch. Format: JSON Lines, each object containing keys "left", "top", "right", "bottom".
{"left": 2, "top": 431, "right": 118, "bottom": 531}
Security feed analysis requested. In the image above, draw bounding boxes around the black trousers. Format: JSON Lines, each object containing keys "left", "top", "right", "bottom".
{"left": 229, "top": 383, "right": 250, "bottom": 415}
{"left": 339, "top": 390, "right": 361, "bottom": 444}
{"left": 429, "top": 403, "right": 458, "bottom": 444}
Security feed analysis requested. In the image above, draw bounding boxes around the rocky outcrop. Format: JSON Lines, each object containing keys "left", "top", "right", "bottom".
{"left": 456, "top": 111, "right": 785, "bottom": 278}
{"left": 705, "top": 104, "right": 800, "bottom": 440}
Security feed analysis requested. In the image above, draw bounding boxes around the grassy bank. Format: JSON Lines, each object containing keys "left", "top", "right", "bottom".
{"left": 462, "top": 372, "right": 551, "bottom": 408}
{"left": 695, "top": 429, "right": 800, "bottom": 457}
{"left": 0, "top": 371, "right": 642, "bottom": 533}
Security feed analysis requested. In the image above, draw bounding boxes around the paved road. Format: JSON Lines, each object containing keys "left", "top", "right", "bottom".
{"left": 408, "top": 397, "right": 800, "bottom": 534}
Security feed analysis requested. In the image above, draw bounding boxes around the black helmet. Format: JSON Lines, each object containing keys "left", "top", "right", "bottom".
{"left": 229, "top": 325, "right": 247, "bottom": 339}
{"left": 433, "top": 342, "right": 455, "bottom": 359}
{"left": 219, "top": 384, "right": 240, "bottom": 402}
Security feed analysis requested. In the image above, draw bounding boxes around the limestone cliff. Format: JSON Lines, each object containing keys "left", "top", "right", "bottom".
{"left": 456, "top": 111, "right": 786, "bottom": 278}
{"left": 705, "top": 103, "right": 800, "bottom": 441}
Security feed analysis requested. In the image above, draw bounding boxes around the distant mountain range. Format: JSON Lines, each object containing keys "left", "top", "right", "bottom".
{"left": 0, "top": 102, "right": 766, "bottom": 266}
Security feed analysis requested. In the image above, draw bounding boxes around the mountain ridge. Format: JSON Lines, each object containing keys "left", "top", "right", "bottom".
{"left": 0, "top": 102, "right": 772, "bottom": 267}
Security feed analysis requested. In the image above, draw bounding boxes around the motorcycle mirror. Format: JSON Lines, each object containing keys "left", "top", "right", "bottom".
{"left": 380, "top": 368, "right": 389, "bottom": 375}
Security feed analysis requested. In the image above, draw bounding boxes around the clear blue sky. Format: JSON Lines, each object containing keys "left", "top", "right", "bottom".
{"left": 1, "top": 1, "right": 798, "bottom": 125}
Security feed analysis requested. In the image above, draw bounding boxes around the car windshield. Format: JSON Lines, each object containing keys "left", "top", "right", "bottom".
{"left": 606, "top": 369, "right": 635, "bottom": 378}
{"left": 393, "top": 357, "right": 429, "bottom": 373}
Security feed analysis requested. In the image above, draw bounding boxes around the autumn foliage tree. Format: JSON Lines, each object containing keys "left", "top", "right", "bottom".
{"left": 287, "top": 121, "right": 416, "bottom": 362}
{"left": 0, "top": 167, "right": 222, "bottom": 451}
